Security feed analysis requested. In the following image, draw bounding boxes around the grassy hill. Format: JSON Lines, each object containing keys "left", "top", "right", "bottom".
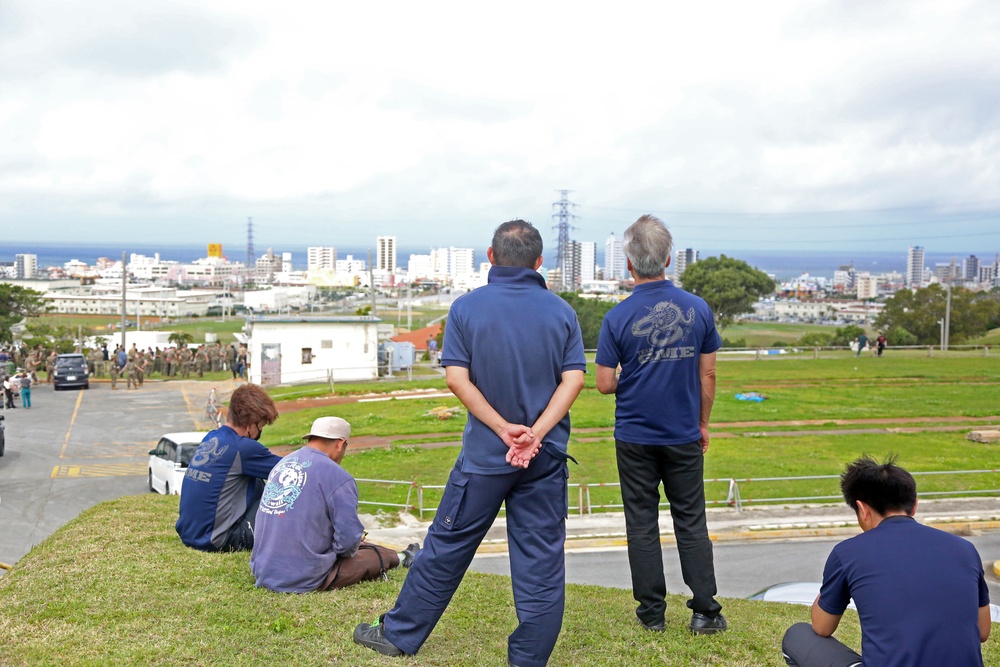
{"left": 0, "top": 494, "right": 877, "bottom": 667}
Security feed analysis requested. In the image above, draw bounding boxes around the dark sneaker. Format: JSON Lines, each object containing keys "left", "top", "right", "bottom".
{"left": 400, "top": 543, "right": 420, "bottom": 569}
{"left": 689, "top": 612, "right": 727, "bottom": 635}
{"left": 353, "top": 614, "right": 404, "bottom": 656}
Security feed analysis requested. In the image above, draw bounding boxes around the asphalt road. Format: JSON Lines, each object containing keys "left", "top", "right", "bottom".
{"left": 470, "top": 533, "right": 1000, "bottom": 601}
{"left": 0, "top": 381, "right": 208, "bottom": 573}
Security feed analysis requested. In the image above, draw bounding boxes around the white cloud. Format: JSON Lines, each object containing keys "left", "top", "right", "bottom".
{"left": 1, "top": 0, "right": 999, "bottom": 254}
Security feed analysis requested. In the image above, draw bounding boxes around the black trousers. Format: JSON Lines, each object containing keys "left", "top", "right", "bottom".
{"left": 615, "top": 440, "right": 721, "bottom": 626}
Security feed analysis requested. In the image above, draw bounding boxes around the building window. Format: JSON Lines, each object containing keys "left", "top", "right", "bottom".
{"left": 321, "top": 340, "right": 333, "bottom": 349}
{"left": 301, "top": 348, "right": 313, "bottom": 364}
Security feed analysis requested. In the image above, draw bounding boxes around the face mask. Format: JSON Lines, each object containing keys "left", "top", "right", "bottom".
{"left": 251, "top": 424, "right": 264, "bottom": 441}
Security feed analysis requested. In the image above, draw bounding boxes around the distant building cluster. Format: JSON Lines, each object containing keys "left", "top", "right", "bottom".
{"left": 3, "top": 235, "right": 999, "bottom": 332}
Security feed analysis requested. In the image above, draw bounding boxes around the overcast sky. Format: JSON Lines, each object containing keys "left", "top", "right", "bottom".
{"left": 2, "top": 0, "right": 999, "bottom": 257}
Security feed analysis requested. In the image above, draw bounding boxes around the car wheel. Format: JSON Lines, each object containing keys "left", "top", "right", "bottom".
{"left": 0, "top": 431, "right": 5, "bottom": 457}
{"left": 84, "top": 383, "right": 90, "bottom": 390}
{"left": 148, "top": 470, "right": 154, "bottom": 492}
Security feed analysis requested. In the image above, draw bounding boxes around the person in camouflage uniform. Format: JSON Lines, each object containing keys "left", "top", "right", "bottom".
{"left": 45, "top": 349, "right": 58, "bottom": 383}
{"left": 124, "top": 358, "right": 139, "bottom": 390}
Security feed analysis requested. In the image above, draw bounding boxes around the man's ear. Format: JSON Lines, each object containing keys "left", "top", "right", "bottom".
{"left": 487, "top": 247, "right": 496, "bottom": 265}
{"left": 534, "top": 256, "right": 543, "bottom": 271}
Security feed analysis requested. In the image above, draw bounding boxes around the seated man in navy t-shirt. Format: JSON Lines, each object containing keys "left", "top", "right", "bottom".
{"left": 782, "top": 455, "right": 991, "bottom": 667}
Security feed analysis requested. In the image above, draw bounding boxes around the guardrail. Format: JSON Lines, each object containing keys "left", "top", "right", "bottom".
{"left": 355, "top": 469, "right": 1000, "bottom": 518}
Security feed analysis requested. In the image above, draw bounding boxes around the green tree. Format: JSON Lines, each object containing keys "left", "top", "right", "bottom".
{"left": 679, "top": 255, "right": 775, "bottom": 328}
{"left": 874, "top": 284, "right": 1000, "bottom": 344}
{"left": 0, "top": 284, "right": 47, "bottom": 343}
{"left": 22, "top": 321, "right": 90, "bottom": 353}
{"left": 828, "top": 324, "right": 865, "bottom": 347}
{"left": 557, "top": 293, "right": 618, "bottom": 348}
{"left": 168, "top": 332, "right": 195, "bottom": 348}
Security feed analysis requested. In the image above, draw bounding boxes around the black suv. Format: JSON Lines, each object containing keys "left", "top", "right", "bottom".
{"left": 53, "top": 353, "right": 90, "bottom": 390}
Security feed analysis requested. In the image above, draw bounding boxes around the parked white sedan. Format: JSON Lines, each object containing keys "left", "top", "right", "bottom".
{"left": 147, "top": 432, "right": 208, "bottom": 496}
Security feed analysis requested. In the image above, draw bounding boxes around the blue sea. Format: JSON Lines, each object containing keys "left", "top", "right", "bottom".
{"left": 0, "top": 241, "right": 984, "bottom": 281}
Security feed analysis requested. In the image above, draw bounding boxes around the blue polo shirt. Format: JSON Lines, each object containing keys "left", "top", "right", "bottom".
{"left": 442, "top": 266, "right": 586, "bottom": 474}
{"left": 176, "top": 425, "right": 282, "bottom": 551}
{"left": 595, "top": 279, "right": 720, "bottom": 445}
{"left": 818, "top": 515, "right": 988, "bottom": 667}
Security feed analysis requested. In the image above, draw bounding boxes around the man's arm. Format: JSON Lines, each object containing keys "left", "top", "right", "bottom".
{"left": 698, "top": 352, "right": 717, "bottom": 453}
{"left": 979, "top": 605, "right": 992, "bottom": 643}
{"left": 445, "top": 366, "right": 535, "bottom": 453}
{"left": 506, "top": 369, "right": 586, "bottom": 467}
{"left": 595, "top": 363, "right": 618, "bottom": 394}
{"left": 810, "top": 595, "right": 842, "bottom": 637}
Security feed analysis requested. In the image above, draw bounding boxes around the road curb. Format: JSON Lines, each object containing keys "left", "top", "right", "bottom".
{"left": 472, "top": 519, "right": 1000, "bottom": 555}
{"left": 994, "top": 560, "right": 1000, "bottom": 579}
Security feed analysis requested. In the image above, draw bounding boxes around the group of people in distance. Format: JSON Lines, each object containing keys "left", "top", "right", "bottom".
{"left": 173, "top": 217, "right": 992, "bottom": 667}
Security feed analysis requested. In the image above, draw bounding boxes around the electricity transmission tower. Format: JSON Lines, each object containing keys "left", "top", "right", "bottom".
{"left": 551, "top": 190, "right": 577, "bottom": 291}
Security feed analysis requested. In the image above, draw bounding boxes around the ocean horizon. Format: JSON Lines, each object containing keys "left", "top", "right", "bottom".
{"left": 0, "top": 241, "right": 991, "bottom": 281}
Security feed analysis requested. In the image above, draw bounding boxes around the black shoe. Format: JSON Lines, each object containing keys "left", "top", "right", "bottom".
{"left": 640, "top": 618, "right": 665, "bottom": 632}
{"left": 689, "top": 612, "right": 727, "bottom": 635}
{"left": 400, "top": 542, "right": 420, "bottom": 569}
{"left": 354, "top": 614, "right": 404, "bottom": 656}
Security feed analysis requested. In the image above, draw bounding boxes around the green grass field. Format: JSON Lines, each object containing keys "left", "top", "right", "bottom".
{"left": 1, "top": 348, "right": 998, "bottom": 666}
{"left": 250, "top": 355, "right": 1000, "bottom": 514}
{"left": 0, "top": 495, "right": 881, "bottom": 667}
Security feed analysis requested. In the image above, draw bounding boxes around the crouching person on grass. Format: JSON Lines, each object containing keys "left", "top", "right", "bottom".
{"left": 782, "top": 455, "right": 991, "bottom": 667}
{"left": 250, "top": 417, "right": 419, "bottom": 592}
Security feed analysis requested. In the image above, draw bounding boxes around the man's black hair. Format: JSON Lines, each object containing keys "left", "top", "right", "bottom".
{"left": 491, "top": 219, "right": 543, "bottom": 268}
{"left": 840, "top": 454, "right": 917, "bottom": 516}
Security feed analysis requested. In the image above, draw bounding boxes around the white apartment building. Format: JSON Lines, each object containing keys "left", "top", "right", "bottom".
{"left": 906, "top": 245, "right": 925, "bottom": 288}
{"left": 377, "top": 236, "right": 397, "bottom": 273}
{"left": 855, "top": 273, "right": 878, "bottom": 300}
{"left": 307, "top": 246, "right": 337, "bottom": 271}
{"left": 605, "top": 233, "right": 625, "bottom": 281}
{"left": 674, "top": 248, "right": 698, "bottom": 283}
{"left": 15, "top": 254, "right": 37, "bottom": 279}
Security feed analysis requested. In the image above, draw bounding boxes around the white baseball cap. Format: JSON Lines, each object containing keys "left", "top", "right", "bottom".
{"left": 301, "top": 416, "right": 351, "bottom": 442}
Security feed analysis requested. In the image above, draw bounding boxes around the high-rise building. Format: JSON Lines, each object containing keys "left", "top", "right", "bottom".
{"left": 674, "top": 248, "right": 698, "bottom": 284}
{"left": 307, "top": 246, "right": 337, "bottom": 271}
{"left": 14, "top": 254, "right": 37, "bottom": 279}
{"left": 906, "top": 245, "right": 925, "bottom": 288}
{"left": 963, "top": 255, "right": 979, "bottom": 282}
{"left": 448, "top": 247, "right": 476, "bottom": 277}
{"left": 254, "top": 248, "right": 282, "bottom": 283}
{"left": 376, "top": 236, "right": 397, "bottom": 273}
{"left": 605, "top": 233, "right": 625, "bottom": 281}
{"left": 281, "top": 252, "right": 293, "bottom": 274}
{"left": 579, "top": 241, "right": 596, "bottom": 283}
{"left": 561, "top": 240, "right": 595, "bottom": 288}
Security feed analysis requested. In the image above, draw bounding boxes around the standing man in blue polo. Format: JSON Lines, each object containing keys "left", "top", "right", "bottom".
{"left": 353, "top": 219, "right": 587, "bottom": 667}
{"left": 782, "top": 455, "right": 991, "bottom": 667}
{"left": 595, "top": 214, "right": 726, "bottom": 635}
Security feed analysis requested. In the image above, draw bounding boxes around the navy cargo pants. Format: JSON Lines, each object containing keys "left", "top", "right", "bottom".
{"left": 383, "top": 448, "right": 569, "bottom": 667}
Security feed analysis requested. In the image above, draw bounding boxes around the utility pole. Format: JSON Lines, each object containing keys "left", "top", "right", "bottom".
{"left": 120, "top": 251, "right": 127, "bottom": 350}
{"left": 246, "top": 217, "right": 255, "bottom": 278}
{"left": 551, "top": 189, "right": 577, "bottom": 291}
{"left": 368, "top": 249, "right": 377, "bottom": 317}
{"left": 944, "top": 282, "right": 952, "bottom": 351}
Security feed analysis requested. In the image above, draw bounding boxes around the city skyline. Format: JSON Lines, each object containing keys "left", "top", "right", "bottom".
{"left": 1, "top": 2, "right": 999, "bottom": 253}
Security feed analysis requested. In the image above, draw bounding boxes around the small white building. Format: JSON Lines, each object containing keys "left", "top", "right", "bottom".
{"left": 247, "top": 316, "right": 381, "bottom": 385}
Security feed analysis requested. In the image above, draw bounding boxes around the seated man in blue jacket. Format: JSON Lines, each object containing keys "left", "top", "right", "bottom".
{"left": 250, "top": 416, "right": 418, "bottom": 592}
{"left": 782, "top": 455, "right": 991, "bottom": 667}
{"left": 176, "top": 383, "right": 282, "bottom": 552}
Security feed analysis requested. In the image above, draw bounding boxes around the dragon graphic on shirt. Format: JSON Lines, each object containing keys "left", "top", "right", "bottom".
{"left": 631, "top": 300, "right": 697, "bottom": 364}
